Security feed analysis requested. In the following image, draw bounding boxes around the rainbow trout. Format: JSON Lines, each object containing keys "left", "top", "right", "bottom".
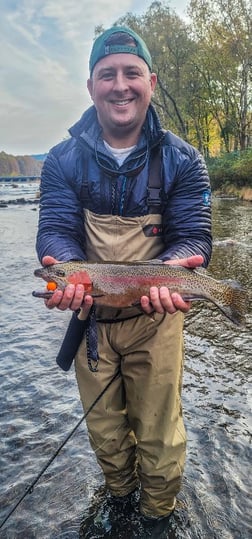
{"left": 32, "top": 260, "right": 248, "bottom": 326}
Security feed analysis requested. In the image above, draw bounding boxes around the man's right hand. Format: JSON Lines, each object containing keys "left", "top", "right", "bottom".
{"left": 41, "top": 256, "right": 93, "bottom": 316}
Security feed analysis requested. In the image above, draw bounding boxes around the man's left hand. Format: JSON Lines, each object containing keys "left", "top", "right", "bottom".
{"left": 140, "top": 255, "right": 204, "bottom": 315}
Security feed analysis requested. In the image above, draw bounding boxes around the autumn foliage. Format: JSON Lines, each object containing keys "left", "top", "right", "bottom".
{"left": 0, "top": 151, "right": 43, "bottom": 177}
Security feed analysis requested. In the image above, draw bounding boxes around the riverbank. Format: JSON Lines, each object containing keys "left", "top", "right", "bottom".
{"left": 206, "top": 149, "right": 252, "bottom": 201}
{"left": 213, "top": 185, "right": 252, "bottom": 202}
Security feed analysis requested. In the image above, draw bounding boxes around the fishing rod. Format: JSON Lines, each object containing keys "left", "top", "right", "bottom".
{"left": 0, "top": 369, "right": 120, "bottom": 530}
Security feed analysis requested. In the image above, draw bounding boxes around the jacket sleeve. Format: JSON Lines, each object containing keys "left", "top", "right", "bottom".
{"left": 159, "top": 150, "right": 212, "bottom": 267}
{"left": 36, "top": 150, "right": 86, "bottom": 263}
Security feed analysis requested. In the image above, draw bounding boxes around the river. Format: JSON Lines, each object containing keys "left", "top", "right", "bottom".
{"left": 0, "top": 188, "right": 251, "bottom": 538}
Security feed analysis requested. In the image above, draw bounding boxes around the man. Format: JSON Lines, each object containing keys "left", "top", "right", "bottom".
{"left": 36, "top": 26, "right": 212, "bottom": 535}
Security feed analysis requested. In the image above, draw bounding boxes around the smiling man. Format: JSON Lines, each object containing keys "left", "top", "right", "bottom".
{"left": 36, "top": 26, "right": 212, "bottom": 537}
{"left": 87, "top": 30, "right": 157, "bottom": 147}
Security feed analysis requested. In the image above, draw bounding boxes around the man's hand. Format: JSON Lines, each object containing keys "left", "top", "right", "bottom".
{"left": 41, "top": 256, "right": 93, "bottom": 316}
{"left": 140, "top": 255, "right": 204, "bottom": 316}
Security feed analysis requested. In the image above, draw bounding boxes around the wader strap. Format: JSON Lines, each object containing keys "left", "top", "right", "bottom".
{"left": 79, "top": 140, "right": 90, "bottom": 206}
{"left": 147, "top": 146, "right": 162, "bottom": 214}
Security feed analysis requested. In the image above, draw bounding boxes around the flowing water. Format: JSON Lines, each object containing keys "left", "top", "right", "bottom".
{"left": 0, "top": 188, "right": 251, "bottom": 538}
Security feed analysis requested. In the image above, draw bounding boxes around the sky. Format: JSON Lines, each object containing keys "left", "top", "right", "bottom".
{"left": 0, "top": 0, "right": 189, "bottom": 156}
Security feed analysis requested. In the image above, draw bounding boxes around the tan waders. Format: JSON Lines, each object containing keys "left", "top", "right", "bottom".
{"left": 75, "top": 210, "right": 186, "bottom": 517}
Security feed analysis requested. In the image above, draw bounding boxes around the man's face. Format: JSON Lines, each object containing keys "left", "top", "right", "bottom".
{"left": 87, "top": 54, "right": 157, "bottom": 145}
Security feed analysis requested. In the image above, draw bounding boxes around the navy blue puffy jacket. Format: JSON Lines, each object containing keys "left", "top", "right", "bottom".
{"left": 36, "top": 104, "right": 212, "bottom": 265}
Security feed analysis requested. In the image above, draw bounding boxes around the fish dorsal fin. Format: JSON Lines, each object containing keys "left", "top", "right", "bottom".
{"left": 131, "top": 259, "right": 164, "bottom": 265}
{"left": 194, "top": 266, "right": 206, "bottom": 273}
{"left": 193, "top": 266, "right": 208, "bottom": 275}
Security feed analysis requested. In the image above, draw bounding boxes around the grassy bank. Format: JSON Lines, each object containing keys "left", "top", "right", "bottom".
{"left": 206, "top": 149, "right": 252, "bottom": 201}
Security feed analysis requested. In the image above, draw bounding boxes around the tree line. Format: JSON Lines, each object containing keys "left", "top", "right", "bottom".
{"left": 0, "top": 151, "right": 43, "bottom": 177}
{"left": 96, "top": 0, "right": 251, "bottom": 159}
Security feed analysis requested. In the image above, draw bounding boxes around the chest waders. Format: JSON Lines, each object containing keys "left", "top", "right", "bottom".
{"left": 74, "top": 149, "right": 186, "bottom": 518}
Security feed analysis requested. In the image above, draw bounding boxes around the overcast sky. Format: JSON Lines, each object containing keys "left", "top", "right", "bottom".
{"left": 0, "top": 0, "right": 189, "bottom": 156}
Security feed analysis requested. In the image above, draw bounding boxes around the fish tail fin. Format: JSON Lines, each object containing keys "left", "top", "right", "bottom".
{"left": 216, "top": 280, "right": 248, "bottom": 326}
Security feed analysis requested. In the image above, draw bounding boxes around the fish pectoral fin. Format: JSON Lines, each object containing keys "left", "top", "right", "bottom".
{"left": 131, "top": 300, "right": 143, "bottom": 309}
{"left": 131, "top": 300, "right": 147, "bottom": 314}
{"left": 131, "top": 300, "right": 155, "bottom": 321}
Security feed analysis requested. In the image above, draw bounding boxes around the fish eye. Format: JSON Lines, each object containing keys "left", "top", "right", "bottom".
{"left": 55, "top": 269, "right": 66, "bottom": 277}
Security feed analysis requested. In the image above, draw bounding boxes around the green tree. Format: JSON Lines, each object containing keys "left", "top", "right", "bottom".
{"left": 188, "top": 0, "right": 252, "bottom": 151}
{"left": 93, "top": 0, "right": 251, "bottom": 156}
{"left": 116, "top": 2, "right": 197, "bottom": 142}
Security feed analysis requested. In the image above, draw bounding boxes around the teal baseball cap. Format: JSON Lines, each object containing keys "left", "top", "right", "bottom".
{"left": 89, "top": 26, "right": 152, "bottom": 75}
